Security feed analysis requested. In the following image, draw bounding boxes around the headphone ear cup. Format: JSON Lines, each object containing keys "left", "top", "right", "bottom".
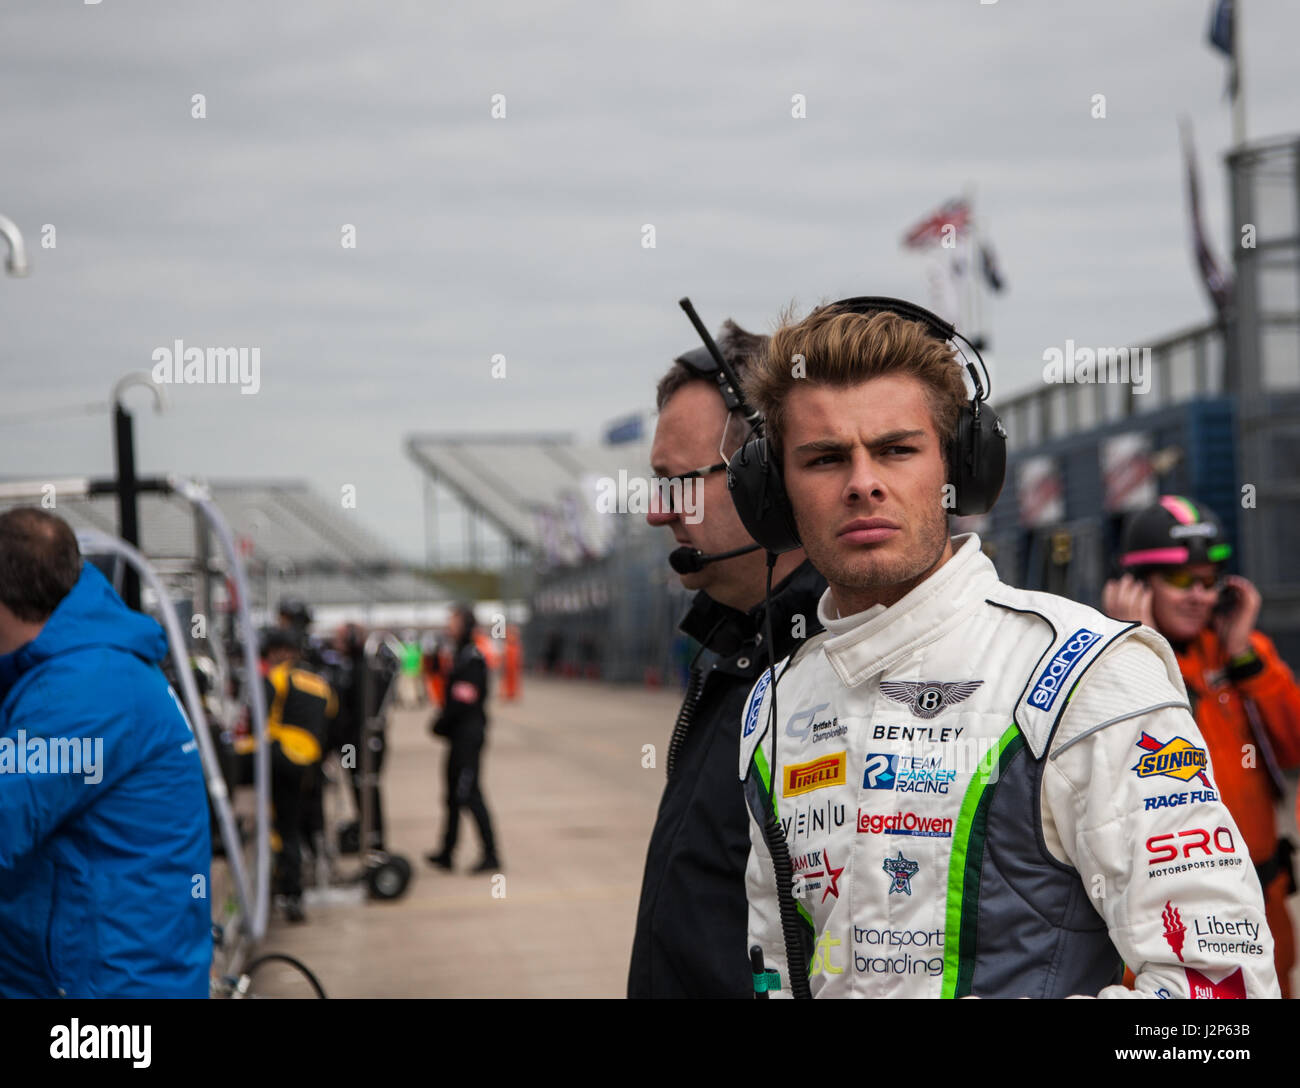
{"left": 949, "top": 403, "right": 1007, "bottom": 516}
{"left": 727, "top": 437, "right": 803, "bottom": 554}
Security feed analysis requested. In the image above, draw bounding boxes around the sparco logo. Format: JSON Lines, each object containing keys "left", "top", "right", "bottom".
{"left": 856, "top": 809, "right": 954, "bottom": 838}
{"left": 743, "top": 669, "right": 772, "bottom": 738}
{"left": 1027, "top": 628, "right": 1102, "bottom": 710}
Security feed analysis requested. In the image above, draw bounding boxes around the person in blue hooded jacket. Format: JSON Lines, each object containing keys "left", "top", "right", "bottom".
{"left": 0, "top": 507, "right": 211, "bottom": 998}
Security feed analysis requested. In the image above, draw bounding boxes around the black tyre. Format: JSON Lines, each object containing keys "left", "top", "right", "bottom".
{"left": 367, "top": 854, "right": 412, "bottom": 900}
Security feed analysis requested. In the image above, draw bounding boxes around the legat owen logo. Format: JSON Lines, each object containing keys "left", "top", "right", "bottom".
{"left": 1132, "top": 733, "right": 1213, "bottom": 788}
{"left": 856, "top": 810, "right": 954, "bottom": 838}
{"left": 782, "top": 751, "right": 847, "bottom": 798}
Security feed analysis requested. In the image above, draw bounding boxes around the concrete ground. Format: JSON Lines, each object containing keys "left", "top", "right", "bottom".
{"left": 251, "top": 676, "right": 681, "bottom": 998}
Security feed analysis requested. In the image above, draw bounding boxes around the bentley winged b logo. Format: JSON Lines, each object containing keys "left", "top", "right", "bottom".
{"left": 879, "top": 680, "right": 983, "bottom": 720}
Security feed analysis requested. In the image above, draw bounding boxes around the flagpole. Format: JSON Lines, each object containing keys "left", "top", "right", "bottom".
{"left": 1232, "top": 0, "right": 1246, "bottom": 147}
{"left": 968, "top": 183, "right": 983, "bottom": 345}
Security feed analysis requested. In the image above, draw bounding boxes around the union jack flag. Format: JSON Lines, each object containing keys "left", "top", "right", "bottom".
{"left": 901, "top": 198, "right": 971, "bottom": 249}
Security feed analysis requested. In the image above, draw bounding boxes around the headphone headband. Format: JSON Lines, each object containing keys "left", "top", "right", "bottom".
{"left": 821, "top": 295, "right": 991, "bottom": 403}
{"left": 682, "top": 292, "right": 1007, "bottom": 552}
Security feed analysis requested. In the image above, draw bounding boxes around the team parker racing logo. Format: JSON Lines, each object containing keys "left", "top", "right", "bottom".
{"left": 783, "top": 751, "right": 847, "bottom": 797}
{"left": 1132, "top": 733, "right": 1213, "bottom": 789}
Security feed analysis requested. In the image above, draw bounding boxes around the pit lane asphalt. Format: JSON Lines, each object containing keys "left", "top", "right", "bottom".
{"left": 251, "top": 675, "right": 681, "bottom": 997}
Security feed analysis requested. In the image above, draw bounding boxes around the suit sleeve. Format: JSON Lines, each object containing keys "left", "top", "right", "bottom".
{"left": 740, "top": 670, "right": 791, "bottom": 999}
{"left": 1042, "top": 638, "right": 1281, "bottom": 999}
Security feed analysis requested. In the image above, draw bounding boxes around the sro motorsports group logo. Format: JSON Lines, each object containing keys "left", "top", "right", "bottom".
{"left": 593, "top": 470, "right": 703, "bottom": 524}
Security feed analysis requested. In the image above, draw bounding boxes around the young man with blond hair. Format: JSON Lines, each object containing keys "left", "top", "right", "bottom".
{"left": 737, "top": 299, "right": 1278, "bottom": 999}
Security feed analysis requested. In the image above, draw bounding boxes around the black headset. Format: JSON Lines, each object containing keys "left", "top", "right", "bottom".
{"left": 721, "top": 296, "right": 1007, "bottom": 554}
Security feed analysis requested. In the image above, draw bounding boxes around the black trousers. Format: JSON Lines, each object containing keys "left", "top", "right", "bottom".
{"left": 271, "top": 744, "right": 314, "bottom": 898}
{"left": 440, "top": 730, "right": 497, "bottom": 860}
{"left": 349, "top": 731, "right": 387, "bottom": 851}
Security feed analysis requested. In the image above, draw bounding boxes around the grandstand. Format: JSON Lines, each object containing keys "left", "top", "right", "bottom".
{"left": 0, "top": 478, "right": 452, "bottom": 627}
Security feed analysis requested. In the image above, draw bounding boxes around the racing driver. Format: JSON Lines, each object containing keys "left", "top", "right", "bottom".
{"left": 736, "top": 300, "right": 1280, "bottom": 998}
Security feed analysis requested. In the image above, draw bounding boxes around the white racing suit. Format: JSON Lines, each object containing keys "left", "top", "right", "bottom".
{"left": 741, "top": 534, "right": 1280, "bottom": 998}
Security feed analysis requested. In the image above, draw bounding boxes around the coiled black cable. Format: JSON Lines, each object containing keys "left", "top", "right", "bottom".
{"left": 759, "top": 550, "right": 812, "bottom": 999}
{"left": 664, "top": 614, "right": 729, "bottom": 782}
{"left": 665, "top": 668, "right": 705, "bottom": 781}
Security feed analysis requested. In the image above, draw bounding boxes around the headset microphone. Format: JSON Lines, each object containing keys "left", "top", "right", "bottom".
{"left": 668, "top": 543, "right": 762, "bottom": 574}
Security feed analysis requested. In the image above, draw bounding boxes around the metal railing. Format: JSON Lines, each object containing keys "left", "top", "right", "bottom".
{"left": 997, "top": 322, "right": 1227, "bottom": 450}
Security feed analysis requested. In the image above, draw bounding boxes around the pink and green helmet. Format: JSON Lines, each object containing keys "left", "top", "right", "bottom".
{"left": 1119, "top": 495, "right": 1232, "bottom": 571}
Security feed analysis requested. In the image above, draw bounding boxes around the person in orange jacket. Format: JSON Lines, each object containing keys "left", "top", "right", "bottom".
{"left": 502, "top": 625, "right": 521, "bottom": 701}
{"left": 1104, "top": 495, "right": 1300, "bottom": 997}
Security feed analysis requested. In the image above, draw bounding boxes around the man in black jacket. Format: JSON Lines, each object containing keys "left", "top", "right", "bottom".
{"left": 426, "top": 605, "right": 500, "bottom": 874}
{"left": 627, "top": 321, "right": 827, "bottom": 998}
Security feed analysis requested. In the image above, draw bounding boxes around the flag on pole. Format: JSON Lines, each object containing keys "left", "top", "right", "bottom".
{"left": 1180, "top": 120, "right": 1233, "bottom": 318}
{"left": 1207, "top": 0, "right": 1238, "bottom": 99}
{"left": 901, "top": 198, "right": 971, "bottom": 250}
{"left": 979, "top": 243, "right": 1005, "bottom": 293}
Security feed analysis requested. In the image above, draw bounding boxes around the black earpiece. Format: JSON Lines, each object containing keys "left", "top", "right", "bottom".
{"left": 723, "top": 296, "right": 1007, "bottom": 554}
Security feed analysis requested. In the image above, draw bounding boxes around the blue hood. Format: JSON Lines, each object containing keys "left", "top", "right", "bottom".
{"left": 0, "top": 563, "right": 168, "bottom": 706}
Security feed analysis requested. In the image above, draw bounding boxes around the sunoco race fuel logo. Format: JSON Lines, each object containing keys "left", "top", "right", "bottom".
{"left": 1132, "top": 732, "right": 1213, "bottom": 789}
{"left": 1027, "top": 628, "right": 1101, "bottom": 710}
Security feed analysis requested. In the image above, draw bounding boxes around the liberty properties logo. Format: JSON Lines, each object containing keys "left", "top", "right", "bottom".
{"left": 1028, "top": 628, "right": 1102, "bottom": 711}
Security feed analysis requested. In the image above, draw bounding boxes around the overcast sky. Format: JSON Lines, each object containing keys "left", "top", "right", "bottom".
{"left": 2, "top": 0, "right": 1296, "bottom": 561}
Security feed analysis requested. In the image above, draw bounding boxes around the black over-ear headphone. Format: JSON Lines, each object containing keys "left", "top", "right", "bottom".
{"left": 721, "top": 296, "right": 1007, "bottom": 554}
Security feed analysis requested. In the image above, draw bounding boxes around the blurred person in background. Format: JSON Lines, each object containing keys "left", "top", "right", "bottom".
{"left": 398, "top": 631, "right": 425, "bottom": 708}
{"left": 259, "top": 628, "right": 336, "bottom": 923}
{"left": 502, "top": 624, "right": 522, "bottom": 701}
{"left": 278, "top": 597, "right": 325, "bottom": 670}
{"left": 1104, "top": 495, "right": 1300, "bottom": 997}
{"left": 628, "top": 320, "right": 827, "bottom": 998}
{"left": 0, "top": 508, "right": 210, "bottom": 996}
{"left": 426, "top": 604, "right": 500, "bottom": 873}
{"left": 321, "top": 622, "right": 393, "bottom": 853}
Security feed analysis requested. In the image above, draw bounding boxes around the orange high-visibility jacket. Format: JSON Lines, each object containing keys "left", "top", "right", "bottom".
{"left": 1176, "top": 628, "right": 1300, "bottom": 862}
